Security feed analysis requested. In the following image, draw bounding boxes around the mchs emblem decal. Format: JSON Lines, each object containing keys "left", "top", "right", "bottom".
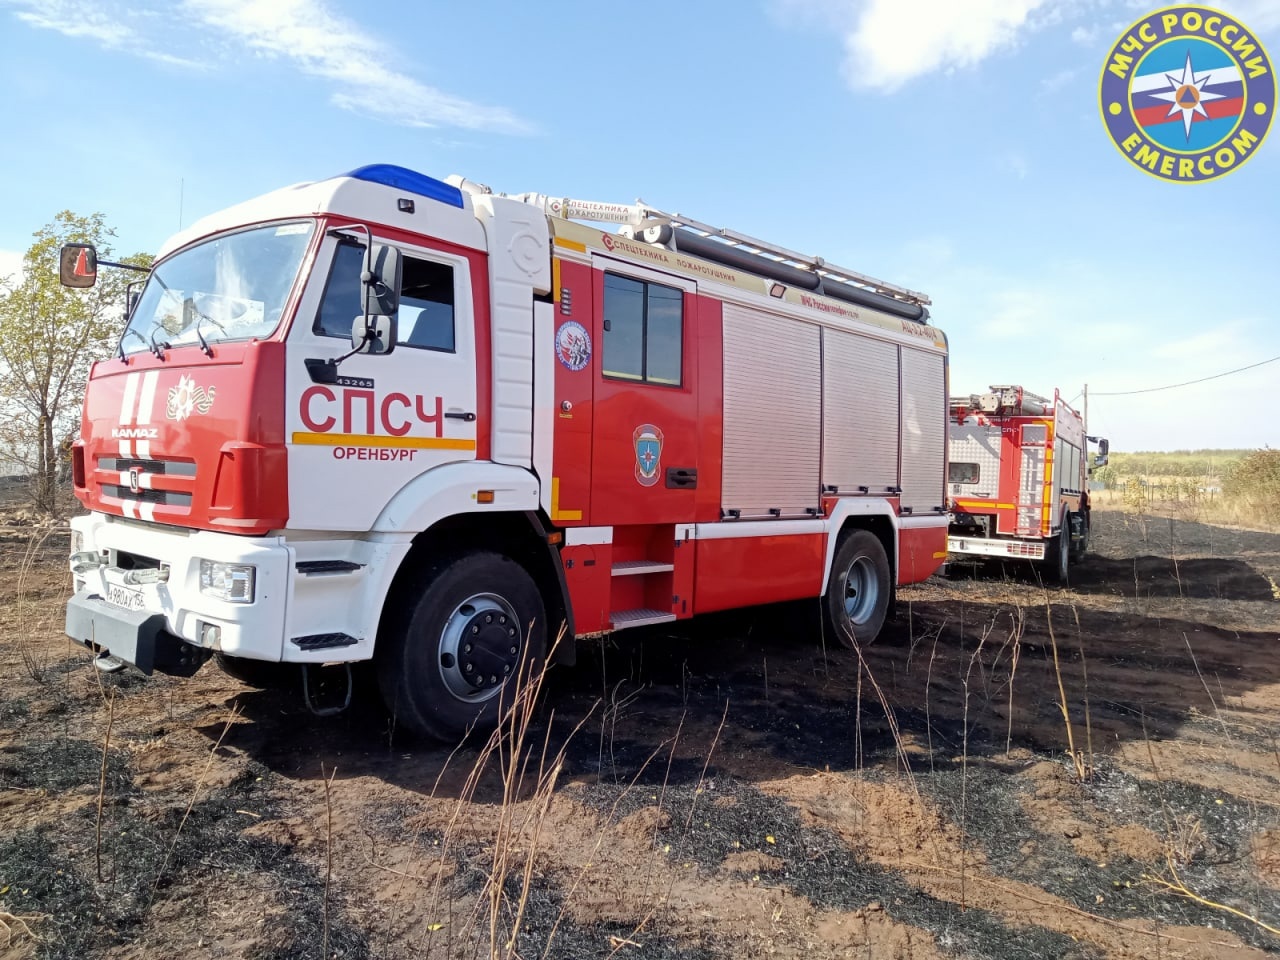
{"left": 1100, "top": 6, "right": 1274, "bottom": 182}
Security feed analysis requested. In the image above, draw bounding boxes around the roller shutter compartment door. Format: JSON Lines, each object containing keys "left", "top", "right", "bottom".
{"left": 822, "top": 329, "right": 900, "bottom": 496}
{"left": 899, "top": 348, "right": 946, "bottom": 514}
{"left": 721, "top": 303, "right": 821, "bottom": 518}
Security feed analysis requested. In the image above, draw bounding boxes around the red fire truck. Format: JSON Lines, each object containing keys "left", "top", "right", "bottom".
{"left": 61, "top": 164, "right": 949, "bottom": 739}
{"left": 946, "top": 385, "right": 1108, "bottom": 580}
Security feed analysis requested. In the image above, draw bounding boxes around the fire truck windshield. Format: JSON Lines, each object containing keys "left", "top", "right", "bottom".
{"left": 120, "top": 221, "right": 315, "bottom": 356}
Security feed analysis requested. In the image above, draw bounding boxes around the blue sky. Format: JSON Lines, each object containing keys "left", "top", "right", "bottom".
{"left": 1, "top": 0, "right": 1277, "bottom": 451}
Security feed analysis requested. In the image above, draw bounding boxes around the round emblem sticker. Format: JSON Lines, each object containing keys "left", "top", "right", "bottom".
{"left": 1100, "top": 6, "right": 1275, "bottom": 182}
{"left": 555, "top": 320, "right": 591, "bottom": 372}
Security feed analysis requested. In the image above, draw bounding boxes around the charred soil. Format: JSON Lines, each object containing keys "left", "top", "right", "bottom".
{"left": 1, "top": 508, "right": 1279, "bottom": 959}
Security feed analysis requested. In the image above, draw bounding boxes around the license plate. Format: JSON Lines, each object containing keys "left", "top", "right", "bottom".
{"left": 106, "top": 584, "right": 145, "bottom": 611}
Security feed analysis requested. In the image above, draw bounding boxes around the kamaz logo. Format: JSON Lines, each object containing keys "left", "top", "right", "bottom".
{"left": 112, "top": 427, "right": 159, "bottom": 439}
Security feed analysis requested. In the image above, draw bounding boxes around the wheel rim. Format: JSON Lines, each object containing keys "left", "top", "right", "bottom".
{"left": 842, "top": 557, "right": 880, "bottom": 626}
{"left": 436, "top": 593, "right": 523, "bottom": 702}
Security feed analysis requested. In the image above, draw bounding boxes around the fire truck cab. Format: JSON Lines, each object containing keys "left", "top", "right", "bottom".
{"left": 62, "top": 164, "right": 950, "bottom": 739}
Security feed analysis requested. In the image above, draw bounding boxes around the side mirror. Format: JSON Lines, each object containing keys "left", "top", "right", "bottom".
{"left": 363, "top": 243, "right": 402, "bottom": 319}
{"left": 351, "top": 314, "right": 396, "bottom": 355}
{"left": 351, "top": 243, "right": 400, "bottom": 355}
{"left": 125, "top": 282, "right": 144, "bottom": 320}
{"left": 1087, "top": 435, "right": 1109, "bottom": 469}
{"left": 59, "top": 244, "right": 98, "bottom": 288}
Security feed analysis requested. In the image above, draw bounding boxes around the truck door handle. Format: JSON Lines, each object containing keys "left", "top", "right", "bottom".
{"left": 445, "top": 411, "right": 477, "bottom": 422}
{"left": 666, "top": 467, "right": 698, "bottom": 489}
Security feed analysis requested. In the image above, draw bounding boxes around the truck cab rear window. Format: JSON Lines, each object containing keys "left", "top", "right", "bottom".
{"left": 315, "top": 243, "right": 455, "bottom": 352}
{"left": 949, "top": 462, "right": 980, "bottom": 483}
{"left": 602, "top": 273, "right": 683, "bottom": 386}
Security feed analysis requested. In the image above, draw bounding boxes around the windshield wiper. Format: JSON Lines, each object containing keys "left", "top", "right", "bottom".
{"left": 183, "top": 297, "right": 227, "bottom": 358}
{"left": 118, "top": 329, "right": 148, "bottom": 361}
{"left": 148, "top": 329, "right": 171, "bottom": 360}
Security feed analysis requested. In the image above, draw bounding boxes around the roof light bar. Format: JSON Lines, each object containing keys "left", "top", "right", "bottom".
{"left": 344, "top": 164, "right": 464, "bottom": 209}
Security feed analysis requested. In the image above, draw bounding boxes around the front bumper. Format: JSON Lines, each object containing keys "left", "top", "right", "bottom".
{"left": 69, "top": 514, "right": 291, "bottom": 669}
{"left": 67, "top": 512, "right": 412, "bottom": 673}
{"left": 947, "top": 535, "right": 1047, "bottom": 561}
{"left": 66, "top": 592, "right": 208, "bottom": 676}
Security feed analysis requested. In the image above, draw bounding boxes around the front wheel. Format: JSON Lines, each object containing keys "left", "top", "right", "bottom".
{"left": 376, "top": 551, "right": 547, "bottom": 741}
{"left": 1068, "top": 510, "right": 1090, "bottom": 564}
{"left": 823, "top": 530, "right": 892, "bottom": 650}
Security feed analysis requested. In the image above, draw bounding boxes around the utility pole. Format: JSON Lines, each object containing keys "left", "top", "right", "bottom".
{"left": 1083, "top": 383, "right": 1088, "bottom": 434}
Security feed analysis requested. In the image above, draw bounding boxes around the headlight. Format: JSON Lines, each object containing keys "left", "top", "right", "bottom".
{"left": 199, "top": 560, "right": 256, "bottom": 603}
{"left": 71, "top": 530, "right": 84, "bottom": 555}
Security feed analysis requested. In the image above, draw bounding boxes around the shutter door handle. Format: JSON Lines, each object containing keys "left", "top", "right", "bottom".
{"left": 445, "top": 411, "right": 477, "bottom": 422}
{"left": 666, "top": 467, "right": 698, "bottom": 489}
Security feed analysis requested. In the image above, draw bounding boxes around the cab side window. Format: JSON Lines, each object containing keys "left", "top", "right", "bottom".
{"left": 398, "top": 257, "right": 455, "bottom": 352}
{"left": 314, "top": 243, "right": 455, "bottom": 353}
{"left": 602, "top": 272, "right": 683, "bottom": 386}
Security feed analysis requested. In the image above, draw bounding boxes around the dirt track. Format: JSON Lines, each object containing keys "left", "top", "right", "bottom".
{"left": 1, "top": 508, "right": 1279, "bottom": 959}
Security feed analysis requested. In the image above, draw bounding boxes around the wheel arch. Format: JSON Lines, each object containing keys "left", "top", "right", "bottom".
{"left": 819, "top": 499, "right": 899, "bottom": 596}
{"left": 379, "top": 510, "right": 575, "bottom": 666}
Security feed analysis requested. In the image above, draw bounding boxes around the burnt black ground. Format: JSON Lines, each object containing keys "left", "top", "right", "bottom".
{"left": 0, "top": 721, "right": 369, "bottom": 960}
{"left": 4, "top": 507, "right": 1280, "bottom": 958}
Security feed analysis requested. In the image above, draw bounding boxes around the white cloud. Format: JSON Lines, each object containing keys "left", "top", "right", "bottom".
{"left": 777, "top": 0, "right": 1058, "bottom": 92}
{"left": 182, "top": 0, "right": 532, "bottom": 134}
{"left": 3, "top": 0, "right": 204, "bottom": 67}
{"left": 2, "top": 0, "right": 531, "bottom": 133}
{"left": 13, "top": 3, "right": 132, "bottom": 46}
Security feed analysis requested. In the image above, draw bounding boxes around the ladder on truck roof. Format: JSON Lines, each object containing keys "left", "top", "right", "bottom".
{"left": 445, "top": 176, "right": 931, "bottom": 322}
{"left": 951, "top": 385, "right": 1054, "bottom": 418}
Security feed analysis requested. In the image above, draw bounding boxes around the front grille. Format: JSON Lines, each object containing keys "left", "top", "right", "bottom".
{"left": 98, "top": 457, "right": 197, "bottom": 477}
{"left": 102, "top": 485, "right": 193, "bottom": 507}
{"left": 96, "top": 454, "right": 196, "bottom": 515}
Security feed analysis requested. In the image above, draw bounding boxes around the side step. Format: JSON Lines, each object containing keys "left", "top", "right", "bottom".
{"left": 611, "top": 608, "right": 678, "bottom": 630}
{"left": 611, "top": 560, "right": 675, "bottom": 576}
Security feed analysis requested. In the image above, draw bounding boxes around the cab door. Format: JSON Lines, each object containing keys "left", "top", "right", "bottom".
{"left": 285, "top": 231, "right": 479, "bottom": 532}
{"left": 588, "top": 257, "right": 699, "bottom": 526}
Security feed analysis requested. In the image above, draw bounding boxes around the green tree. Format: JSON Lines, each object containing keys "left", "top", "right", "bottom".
{"left": 0, "top": 212, "right": 151, "bottom": 517}
{"left": 1223, "top": 448, "right": 1280, "bottom": 523}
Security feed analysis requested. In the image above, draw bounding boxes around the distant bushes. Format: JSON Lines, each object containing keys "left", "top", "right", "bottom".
{"left": 1223, "top": 449, "right": 1280, "bottom": 521}
{"left": 1106, "top": 450, "right": 1247, "bottom": 478}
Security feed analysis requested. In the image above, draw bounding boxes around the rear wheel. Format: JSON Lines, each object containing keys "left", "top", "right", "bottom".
{"left": 376, "top": 551, "right": 547, "bottom": 741}
{"left": 1042, "top": 525, "right": 1070, "bottom": 584}
{"left": 823, "top": 530, "right": 892, "bottom": 649}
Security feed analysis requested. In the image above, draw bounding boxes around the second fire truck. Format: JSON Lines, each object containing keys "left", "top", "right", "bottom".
{"left": 947, "top": 385, "right": 1108, "bottom": 580}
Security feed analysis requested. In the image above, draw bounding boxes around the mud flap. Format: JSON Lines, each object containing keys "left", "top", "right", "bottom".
{"left": 65, "top": 591, "right": 210, "bottom": 677}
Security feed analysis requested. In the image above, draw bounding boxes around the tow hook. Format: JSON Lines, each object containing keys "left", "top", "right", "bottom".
{"left": 70, "top": 551, "right": 107, "bottom": 576}
{"left": 94, "top": 653, "right": 126, "bottom": 673}
{"left": 302, "top": 663, "right": 354, "bottom": 717}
